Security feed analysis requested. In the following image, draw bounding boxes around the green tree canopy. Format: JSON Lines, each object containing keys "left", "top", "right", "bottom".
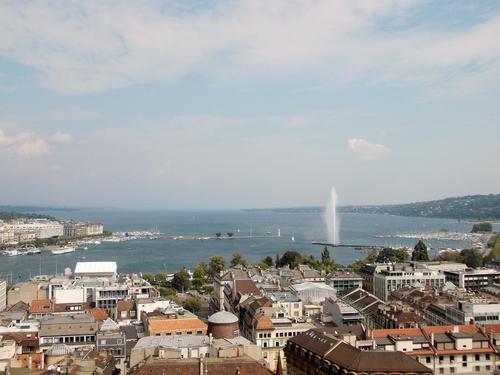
{"left": 460, "top": 248, "right": 483, "bottom": 268}
{"left": 472, "top": 222, "right": 493, "bottom": 233}
{"left": 377, "top": 247, "right": 408, "bottom": 263}
{"left": 230, "top": 252, "right": 247, "bottom": 267}
{"left": 171, "top": 268, "right": 191, "bottom": 292}
{"left": 411, "top": 240, "right": 429, "bottom": 262}
{"left": 321, "top": 246, "right": 331, "bottom": 265}
{"left": 192, "top": 262, "right": 207, "bottom": 290}
{"left": 155, "top": 272, "right": 167, "bottom": 283}
{"left": 208, "top": 255, "right": 226, "bottom": 278}
{"left": 261, "top": 256, "right": 274, "bottom": 268}
{"left": 277, "top": 250, "right": 302, "bottom": 268}
{"left": 143, "top": 273, "right": 154, "bottom": 283}
{"left": 182, "top": 297, "right": 202, "bottom": 313}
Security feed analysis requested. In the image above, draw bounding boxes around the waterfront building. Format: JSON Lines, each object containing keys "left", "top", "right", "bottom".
{"left": 2, "top": 219, "right": 63, "bottom": 240}
{"left": 284, "top": 329, "right": 432, "bottom": 375}
{"left": 74, "top": 261, "right": 117, "bottom": 279}
{"left": 325, "top": 268, "right": 363, "bottom": 292}
{"left": 0, "top": 280, "right": 6, "bottom": 312}
{"left": 63, "top": 221, "right": 104, "bottom": 237}
{"left": 142, "top": 307, "right": 207, "bottom": 337}
{"left": 444, "top": 268, "right": 500, "bottom": 291}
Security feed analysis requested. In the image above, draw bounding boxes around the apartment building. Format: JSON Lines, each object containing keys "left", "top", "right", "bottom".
{"left": 444, "top": 268, "right": 500, "bottom": 291}
{"left": 142, "top": 307, "right": 207, "bottom": 337}
{"left": 38, "top": 314, "right": 98, "bottom": 349}
{"left": 325, "top": 268, "right": 363, "bottom": 292}
{"left": 373, "top": 263, "right": 445, "bottom": 301}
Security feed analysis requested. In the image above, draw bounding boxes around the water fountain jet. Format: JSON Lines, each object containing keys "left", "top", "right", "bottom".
{"left": 324, "top": 186, "right": 340, "bottom": 245}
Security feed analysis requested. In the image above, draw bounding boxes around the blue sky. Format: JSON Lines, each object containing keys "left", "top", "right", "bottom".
{"left": 0, "top": 0, "right": 499, "bottom": 209}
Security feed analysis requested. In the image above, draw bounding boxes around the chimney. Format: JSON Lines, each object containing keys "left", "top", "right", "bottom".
{"left": 431, "top": 332, "right": 435, "bottom": 345}
{"left": 452, "top": 325, "right": 459, "bottom": 333}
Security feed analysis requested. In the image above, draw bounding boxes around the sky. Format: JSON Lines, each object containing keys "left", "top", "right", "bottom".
{"left": 0, "top": 0, "right": 500, "bottom": 209}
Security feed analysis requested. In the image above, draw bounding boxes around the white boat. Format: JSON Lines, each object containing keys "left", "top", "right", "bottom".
{"left": 4, "top": 249, "right": 20, "bottom": 257}
{"left": 25, "top": 248, "right": 41, "bottom": 255}
{"left": 51, "top": 246, "right": 76, "bottom": 255}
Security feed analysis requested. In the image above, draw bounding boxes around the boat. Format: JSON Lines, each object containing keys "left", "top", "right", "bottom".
{"left": 4, "top": 249, "right": 20, "bottom": 257}
{"left": 51, "top": 246, "right": 76, "bottom": 255}
{"left": 25, "top": 248, "right": 41, "bottom": 255}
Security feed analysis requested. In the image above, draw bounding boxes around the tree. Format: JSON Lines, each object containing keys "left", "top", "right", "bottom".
{"left": 192, "top": 262, "right": 207, "bottom": 290}
{"left": 377, "top": 248, "right": 408, "bottom": 263}
{"left": 227, "top": 232, "right": 234, "bottom": 238}
{"left": 230, "top": 252, "right": 247, "bottom": 267}
{"left": 155, "top": 272, "right": 166, "bottom": 283}
{"left": 275, "top": 253, "right": 280, "bottom": 268}
{"left": 278, "top": 251, "right": 302, "bottom": 268}
{"left": 261, "top": 256, "right": 274, "bottom": 268}
{"left": 472, "top": 222, "right": 493, "bottom": 233}
{"left": 460, "top": 249, "right": 483, "bottom": 268}
{"left": 411, "top": 240, "right": 429, "bottom": 262}
{"left": 215, "top": 232, "right": 222, "bottom": 239}
{"left": 143, "top": 273, "right": 154, "bottom": 283}
{"left": 182, "top": 297, "right": 202, "bottom": 313}
{"left": 157, "top": 286, "right": 176, "bottom": 298}
{"left": 321, "top": 246, "right": 331, "bottom": 265}
{"left": 171, "top": 268, "right": 191, "bottom": 292}
{"left": 208, "top": 255, "right": 226, "bottom": 278}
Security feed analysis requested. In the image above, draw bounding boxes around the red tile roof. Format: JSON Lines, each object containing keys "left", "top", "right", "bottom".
{"left": 30, "top": 299, "right": 53, "bottom": 314}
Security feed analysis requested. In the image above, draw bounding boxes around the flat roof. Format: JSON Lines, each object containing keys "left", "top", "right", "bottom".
{"left": 74, "top": 262, "right": 117, "bottom": 275}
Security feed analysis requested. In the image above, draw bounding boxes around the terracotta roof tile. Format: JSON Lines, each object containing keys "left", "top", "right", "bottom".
{"left": 372, "top": 327, "right": 424, "bottom": 338}
{"left": 148, "top": 318, "right": 207, "bottom": 331}
{"left": 89, "top": 308, "right": 109, "bottom": 321}
{"left": 30, "top": 299, "right": 53, "bottom": 314}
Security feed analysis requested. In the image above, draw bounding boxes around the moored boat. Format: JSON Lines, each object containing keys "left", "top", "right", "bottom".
{"left": 51, "top": 246, "right": 76, "bottom": 255}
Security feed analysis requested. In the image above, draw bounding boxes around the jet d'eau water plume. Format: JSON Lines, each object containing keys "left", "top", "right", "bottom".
{"left": 324, "top": 187, "right": 340, "bottom": 245}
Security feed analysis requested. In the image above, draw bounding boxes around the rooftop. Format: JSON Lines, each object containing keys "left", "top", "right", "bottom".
{"left": 208, "top": 311, "right": 238, "bottom": 324}
{"left": 74, "top": 261, "right": 117, "bottom": 275}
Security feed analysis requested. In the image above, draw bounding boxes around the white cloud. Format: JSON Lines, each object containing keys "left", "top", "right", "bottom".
{"left": 49, "top": 131, "right": 73, "bottom": 144}
{"left": 348, "top": 138, "right": 391, "bottom": 161}
{"left": 16, "top": 138, "right": 50, "bottom": 157}
{"left": 0, "top": 1, "right": 499, "bottom": 94}
{"left": 0, "top": 128, "right": 54, "bottom": 157}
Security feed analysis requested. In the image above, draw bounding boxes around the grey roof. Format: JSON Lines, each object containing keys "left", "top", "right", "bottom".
{"left": 269, "top": 292, "right": 301, "bottom": 303}
{"left": 100, "top": 318, "right": 119, "bottom": 332}
{"left": 208, "top": 311, "right": 238, "bottom": 324}
{"left": 133, "top": 335, "right": 210, "bottom": 350}
{"left": 121, "top": 325, "right": 139, "bottom": 340}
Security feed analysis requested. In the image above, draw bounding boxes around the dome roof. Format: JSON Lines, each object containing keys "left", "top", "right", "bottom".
{"left": 208, "top": 311, "right": 238, "bottom": 324}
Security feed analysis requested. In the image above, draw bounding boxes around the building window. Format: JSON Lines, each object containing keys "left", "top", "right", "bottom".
{"left": 426, "top": 357, "right": 431, "bottom": 363}
{"left": 475, "top": 355, "right": 480, "bottom": 361}
{"left": 463, "top": 355, "right": 467, "bottom": 362}
{"left": 101, "top": 340, "right": 106, "bottom": 345}
{"left": 486, "top": 354, "right": 490, "bottom": 360}
{"left": 486, "top": 366, "right": 491, "bottom": 371}
{"left": 475, "top": 366, "right": 480, "bottom": 372}
{"left": 450, "top": 367, "right": 455, "bottom": 373}
{"left": 439, "top": 369, "right": 444, "bottom": 374}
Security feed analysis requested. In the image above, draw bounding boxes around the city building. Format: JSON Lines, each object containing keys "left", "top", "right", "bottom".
{"left": 211, "top": 268, "right": 250, "bottom": 311}
{"left": 267, "top": 292, "right": 303, "bottom": 319}
{"left": 74, "top": 261, "right": 118, "bottom": 279}
{"left": 2, "top": 219, "right": 63, "bottom": 240}
{"left": 63, "top": 222, "right": 104, "bottom": 237}
{"left": 369, "top": 325, "right": 497, "bottom": 374}
{"left": 337, "top": 287, "right": 384, "bottom": 328}
{"left": 142, "top": 307, "right": 207, "bottom": 337}
{"left": 38, "top": 314, "right": 98, "bottom": 349}
{"left": 289, "top": 282, "right": 336, "bottom": 305}
{"left": 444, "top": 268, "right": 500, "bottom": 291}
{"left": 128, "top": 355, "right": 272, "bottom": 375}
{"left": 207, "top": 311, "right": 240, "bottom": 339}
{"left": 7, "top": 280, "right": 49, "bottom": 306}
{"left": 284, "top": 329, "right": 432, "bottom": 375}
{"left": 96, "top": 318, "right": 126, "bottom": 361}
{"left": 322, "top": 297, "right": 365, "bottom": 326}
{"left": 373, "top": 263, "right": 446, "bottom": 301}
{"left": 325, "top": 268, "right": 363, "bottom": 292}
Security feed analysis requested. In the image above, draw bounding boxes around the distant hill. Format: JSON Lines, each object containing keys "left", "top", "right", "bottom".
{"left": 339, "top": 194, "right": 500, "bottom": 220}
{"left": 246, "top": 194, "right": 500, "bottom": 220}
{"left": 0, "top": 211, "right": 55, "bottom": 221}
